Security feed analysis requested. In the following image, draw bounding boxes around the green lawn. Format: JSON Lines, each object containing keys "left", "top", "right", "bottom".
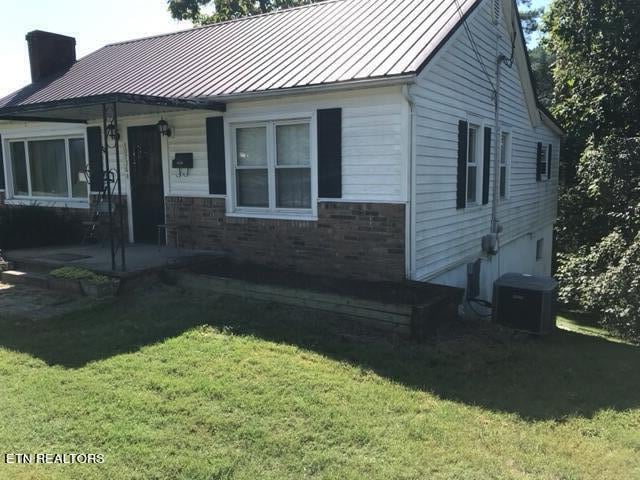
{"left": 0, "top": 286, "right": 638, "bottom": 480}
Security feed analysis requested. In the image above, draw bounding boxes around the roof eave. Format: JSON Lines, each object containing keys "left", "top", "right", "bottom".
{"left": 539, "top": 108, "right": 565, "bottom": 136}
{"left": 0, "top": 92, "right": 226, "bottom": 120}
{"left": 206, "top": 74, "right": 417, "bottom": 103}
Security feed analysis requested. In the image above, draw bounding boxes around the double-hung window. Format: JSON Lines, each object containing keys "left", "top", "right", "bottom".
{"left": 8, "top": 137, "right": 88, "bottom": 200}
{"left": 499, "top": 131, "right": 511, "bottom": 199}
{"left": 233, "top": 119, "right": 313, "bottom": 216}
{"left": 466, "top": 125, "right": 480, "bottom": 204}
{"left": 539, "top": 144, "right": 549, "bottom": 178}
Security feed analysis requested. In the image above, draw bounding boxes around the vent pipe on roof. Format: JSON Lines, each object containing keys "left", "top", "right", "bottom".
{"left": 25, "top": 30, "right": 76, "bottom": 83}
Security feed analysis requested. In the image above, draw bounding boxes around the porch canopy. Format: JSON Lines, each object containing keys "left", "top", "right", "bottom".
{"left": 0, "top": 92, "right": 225, "bottom": 273}
{"left": 0, "top": 92, "right": 225, "bottom": 124}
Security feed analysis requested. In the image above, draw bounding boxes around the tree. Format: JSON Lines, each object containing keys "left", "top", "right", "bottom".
{"left": 168, "top": 0, "right": 324, "bottom": 25}
{"left": 518, "top": 1, "right": 555, "bottom": 110}
{"left": 547, "top": 0, "right": 640, "bottom": 342}
{"left": 528, "top": 44, "right": 555, "bottom": 108}
{"left": 518, "top": 0, "right": 544, "bottom": 41}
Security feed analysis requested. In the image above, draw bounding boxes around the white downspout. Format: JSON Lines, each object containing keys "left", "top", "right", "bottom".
{"left": 492, "top": 54, "right": 506, "bottom": 235}
{"left": 402, "top": 83, "right": 416, "bottom": 280}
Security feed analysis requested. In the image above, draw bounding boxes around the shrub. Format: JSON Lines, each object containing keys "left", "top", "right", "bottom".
{"left": 558, "top": 232, "right": 640, "bottom": 344}
{"left": 556, "top": 136, "right": 640, "bottom": 344}
{"left": 49, "top": 267, "right": 111, "bottom": 285}
{"left": 0, "top": 205, "right": 84, "bottom": 250}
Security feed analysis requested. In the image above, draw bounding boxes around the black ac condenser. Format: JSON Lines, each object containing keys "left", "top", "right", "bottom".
{"left": 493, "top": 273, "right": 558, "bottom": 335}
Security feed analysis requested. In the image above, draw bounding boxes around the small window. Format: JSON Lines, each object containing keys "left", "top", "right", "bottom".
{"left": 539, "top": 144, "right": 549, "bottom": 178}
{"left": 233, "top": 120, "right": 312, "bottom": 215}
{"left": 536, "top": 238, "right": 544, "bottom": 261}
{"left": 467, "top": 125, "right": 479, "bottom": 204}
{"left": 499, "top": 132, "right": 510, "bottom": 199}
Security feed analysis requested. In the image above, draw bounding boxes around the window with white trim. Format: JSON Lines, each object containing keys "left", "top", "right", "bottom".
{"left": 466, "top": 125, "right": 480, "bottom": 204}
{"left": 499, "top": 131, "right": 511, "bottom": 199}
{"left": 7, "top": 137, "right": 89, "bottom": 200}
{"left": 232, "top": 119, "right": 313, "bottom": 215}
{"left": 540, "top": 144, "right": 549, "bottom": 178}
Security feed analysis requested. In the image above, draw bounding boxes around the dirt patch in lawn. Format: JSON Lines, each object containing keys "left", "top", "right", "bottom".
{"left": 0, "top": 282, "right": 94, "bottom": 321}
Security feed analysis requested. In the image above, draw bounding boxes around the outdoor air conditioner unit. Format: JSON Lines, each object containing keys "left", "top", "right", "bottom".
{"left": 492, "top": 273, "right": 558, "bottom": 335}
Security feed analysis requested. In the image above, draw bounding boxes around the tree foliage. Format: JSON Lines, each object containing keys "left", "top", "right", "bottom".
{"left": 547, "top": 0, "right": 640, "bottom": 342}
{"left": 518, "top": 1, "right": 555, "bottom": 109}
{"left": 518, "top": 0, "right": 544, "bottom": 40}
{"left": 168, "top": 0, "right": 323, "bottom": 25}
{"left": 528, "top": 44, "right": 555, "bottom": 108}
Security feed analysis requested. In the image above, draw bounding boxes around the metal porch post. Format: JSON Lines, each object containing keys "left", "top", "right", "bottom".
{"left": 102, "top": 103, "right": 116, "bottom": 271}
{"left": 113, "top": 102, "right": 126, "bottom": 271}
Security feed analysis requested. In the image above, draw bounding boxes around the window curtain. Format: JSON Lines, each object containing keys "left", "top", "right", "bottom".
{"left": 69, "top": 138, "right": 88, "bottom": 198}
{"left": 10, "top": 142, "right": 29, "bottom": 196}
{"left": 276, "top": 124, "right": 311, "bottom": 208}
{"left": 28, "top": 139, "right": 68, "bottom": 197}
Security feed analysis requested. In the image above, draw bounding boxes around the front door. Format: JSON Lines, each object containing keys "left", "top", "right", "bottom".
{"left": 128, "top": 125, "right": 164, "bottom": 244}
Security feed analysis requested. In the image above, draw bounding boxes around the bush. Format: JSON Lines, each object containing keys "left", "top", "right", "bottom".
{"left": 49, "top": 267, "right": 111, "bottom": 285}
{"left": 558, "top": 232, "right": 640, "bottom": 344}
{"left": 0, "top": 205, "right": 84, "bottom": 250}
{"left": 556, "top": 135, "right": 640, "bottom": 344}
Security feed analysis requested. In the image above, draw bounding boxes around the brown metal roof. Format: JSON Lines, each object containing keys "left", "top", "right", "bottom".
{"left": 0, "top": 0, "right": 480, "bottom": 112}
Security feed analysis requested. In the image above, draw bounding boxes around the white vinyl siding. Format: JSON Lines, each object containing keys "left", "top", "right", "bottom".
{"left": 412, "top": 0, "right": 560, "bottom": 281}
{"left": 224, "top": 87, "right": 407, "bottom": 203}
{"left": 81, "top": 87, "right": 406, "bottom": 203}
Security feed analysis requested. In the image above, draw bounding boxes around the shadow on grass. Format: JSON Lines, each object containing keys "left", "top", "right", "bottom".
{"left": 0, "top": 287, "right": 638, "bottom": 421}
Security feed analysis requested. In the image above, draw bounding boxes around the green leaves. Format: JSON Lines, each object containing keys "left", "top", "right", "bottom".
{"left": 548, "top": 0, "right": 640, "bottom": 341}
{"left": 167, "top": 0, "right": 324, "bottom": 25}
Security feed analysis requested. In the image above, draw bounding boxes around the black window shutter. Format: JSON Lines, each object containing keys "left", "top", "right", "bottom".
{"left": 0, "top": 134, "right": 4, "bottom": 190}
{"left": 206, "top": 116, "right": 226, "bottom": 195}
{"left": 317, "top": 108, "right": 342, "bottom": 198}
{"left": 86, "top": 126, "right": 104, "bottom": 192}
{"left": 457, "top": 120, "right": 468, "bottom": 209}
{"left": 536, "top": 142, "right": 543, "bottom": 182}
{"left": 547, "top": 144, "right": 553, "bottom": 180}
{"left": 482, "top": 127, "right": 492, "bottom": 205}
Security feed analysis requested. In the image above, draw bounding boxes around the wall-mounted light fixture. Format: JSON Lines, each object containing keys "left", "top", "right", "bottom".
{"left": 157, "top": 119, "right": 172, "bottom": 137}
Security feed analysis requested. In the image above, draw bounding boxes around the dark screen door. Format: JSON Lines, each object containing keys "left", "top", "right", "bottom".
{"left": 128, "top": 125, "right": 164, "bottom": 244}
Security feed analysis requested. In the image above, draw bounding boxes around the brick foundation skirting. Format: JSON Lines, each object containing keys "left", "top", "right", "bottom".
{"left": 165, "top": 197, "right": 406, "bottom": 282}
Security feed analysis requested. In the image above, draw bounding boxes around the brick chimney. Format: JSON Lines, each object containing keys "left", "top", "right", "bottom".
{"left": 25, "top": 30, "right": 76, "bottom": 83}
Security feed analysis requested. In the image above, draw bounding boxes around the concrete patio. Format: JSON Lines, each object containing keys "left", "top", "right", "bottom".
{"left": 4, "top": 244, "right": 222, "bottom": 278}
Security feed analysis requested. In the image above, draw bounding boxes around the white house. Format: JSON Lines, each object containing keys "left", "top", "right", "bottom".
{"left": 0, "top": 0, "right": 562, "bottom": 303}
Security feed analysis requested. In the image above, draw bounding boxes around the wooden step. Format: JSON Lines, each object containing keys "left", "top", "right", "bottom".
{"left": 1, "top": 270, "right": 50, "bottom": 289}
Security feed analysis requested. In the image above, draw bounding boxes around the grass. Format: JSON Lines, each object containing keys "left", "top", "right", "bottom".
{"left": 0, "top": 286, "right": 638, "bottom": 479}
